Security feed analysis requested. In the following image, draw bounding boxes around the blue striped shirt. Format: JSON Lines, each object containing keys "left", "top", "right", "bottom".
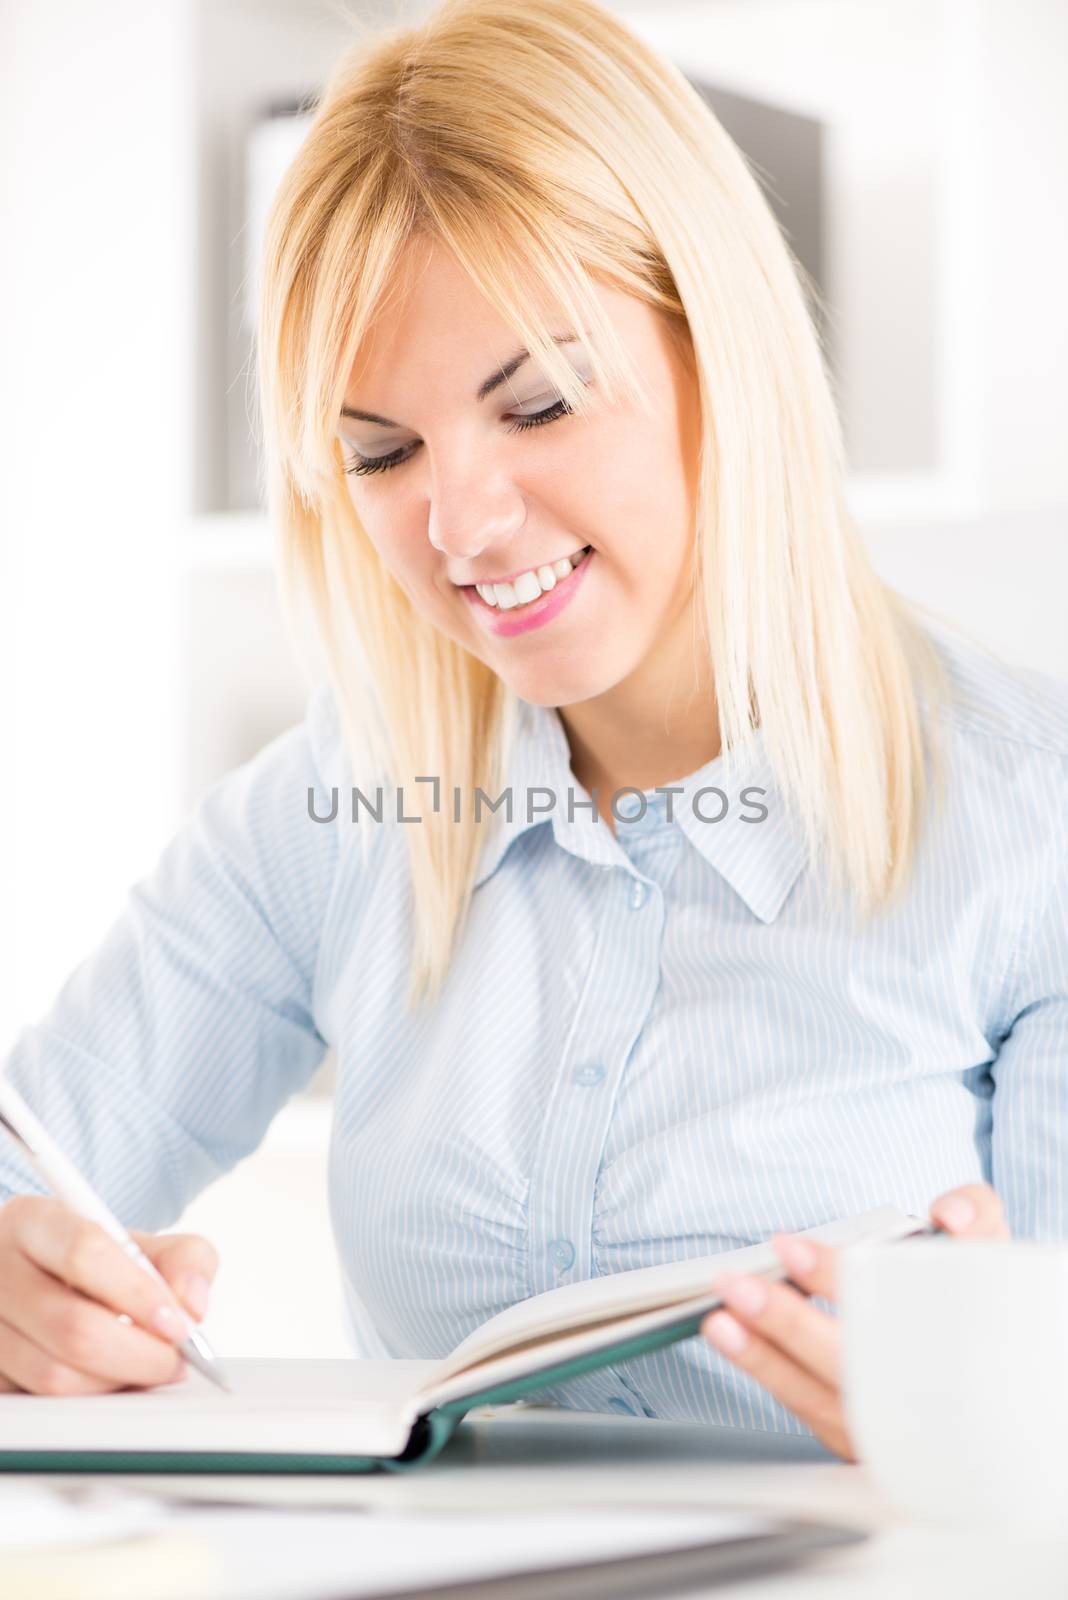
{"left": 2, "top": 620, "right": 1067, "bottom": 1434}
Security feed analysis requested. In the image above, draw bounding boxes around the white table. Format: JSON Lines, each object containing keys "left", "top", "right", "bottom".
{"left": 7, "top": 1406, "right": 1068, "bottom": 1598}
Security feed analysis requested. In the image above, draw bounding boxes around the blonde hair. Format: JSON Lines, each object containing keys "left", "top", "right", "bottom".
{"left": 257, "top": 0, "right": 951, "bottom": 1012}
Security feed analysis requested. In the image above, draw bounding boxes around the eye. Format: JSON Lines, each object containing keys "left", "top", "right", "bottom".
{"left": 504, "top": 396, "right": 573, "bottom": 435}
{"left": 341, "top": 394, "right": 576, "bottom": 478}
{"left": 342, "top": 445, "right": 414, "bottom": 478}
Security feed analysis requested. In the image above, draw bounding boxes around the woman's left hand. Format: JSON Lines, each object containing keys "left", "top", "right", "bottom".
{"left": 700, "top": 1182, "right": 1011, "bottom": 1460}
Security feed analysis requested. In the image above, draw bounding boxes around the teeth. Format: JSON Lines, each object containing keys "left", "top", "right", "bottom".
{"left": 475, "top": 548, "right": 588, "bottom": 608}
{"left": 513, "top": 571, "right": 542, "bottom": 605}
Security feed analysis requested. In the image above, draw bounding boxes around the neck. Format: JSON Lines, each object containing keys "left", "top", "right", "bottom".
{"left": 558, "top": 661, "right": 721, "bottom": 835}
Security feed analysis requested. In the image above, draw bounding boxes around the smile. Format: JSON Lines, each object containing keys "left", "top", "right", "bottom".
{"left": 461, "top": 547, "right": 594, "bottom": 638}
{"left": 465, "top": 546, "right": 590, "bottom": 609}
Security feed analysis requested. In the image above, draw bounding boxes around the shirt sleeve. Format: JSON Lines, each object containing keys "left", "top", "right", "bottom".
{"left": 990, "top": 795, "right": 1068, "bottom": 1239}
{"left": 0, "top": 681, "right": 345, "bottom": 1229}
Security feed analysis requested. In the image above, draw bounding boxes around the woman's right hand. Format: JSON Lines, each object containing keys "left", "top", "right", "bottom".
{"left": 0, "top": 1195, "right": 219, "bottom": 1395}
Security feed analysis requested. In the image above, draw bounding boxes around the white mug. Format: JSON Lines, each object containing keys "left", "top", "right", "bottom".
{"left": 839, "top": 1238, "right": 1068, "bottom": 1531}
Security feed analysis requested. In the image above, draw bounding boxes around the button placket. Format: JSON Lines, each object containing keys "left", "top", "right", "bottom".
{"left": 618, "top": 825, "right": 683, "bottom": 908}
{"left": 525, "top": 871, "right": 666, "bottom": 1302}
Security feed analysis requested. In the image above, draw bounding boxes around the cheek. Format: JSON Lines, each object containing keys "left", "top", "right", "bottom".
{"left": 349, "top": 492, "right": 473, "bottom": 641}
{"left": 573, "top": 418, "right": 692, "bottom": 568}
{"left": 350, "top": 494, "right": 432, "bottom": 589}
{"left": 533, "top": 435, "right": 631, "bottom": 553}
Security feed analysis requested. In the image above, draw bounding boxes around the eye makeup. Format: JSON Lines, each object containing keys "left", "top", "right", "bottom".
{"left": 341, "top": 393, "right": 576, "bottom": 477}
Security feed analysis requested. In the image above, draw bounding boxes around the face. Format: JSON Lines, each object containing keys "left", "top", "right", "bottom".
{"left": 337, "top": 234, "right": 701, "bottom": 713}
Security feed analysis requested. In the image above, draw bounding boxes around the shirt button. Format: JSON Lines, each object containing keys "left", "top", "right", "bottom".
{"left": 549, "top": 1238, "right": 576, "bottom": 1272}
{"left": 571, "top": 1062, "right": 606, "bottom": 1088}
{"left": 629, "top": 880, "right": 650, "bottom": 911}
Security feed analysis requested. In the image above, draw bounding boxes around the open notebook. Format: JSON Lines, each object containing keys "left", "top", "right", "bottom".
{"left": 0, "top": 1205, "right": 927, "bottom": 1474}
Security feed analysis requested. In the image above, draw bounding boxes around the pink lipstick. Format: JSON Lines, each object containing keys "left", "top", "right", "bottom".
{"left": 461, "top": 548, "right": 594, "bottom": 638}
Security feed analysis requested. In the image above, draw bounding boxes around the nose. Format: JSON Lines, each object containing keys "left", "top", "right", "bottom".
{"left": 426, "top": 468, "right": 527, "bottom": 565}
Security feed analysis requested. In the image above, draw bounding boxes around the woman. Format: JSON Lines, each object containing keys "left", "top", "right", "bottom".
{"left": 0, "top": 0, "right": 1063, "bottom": 1461}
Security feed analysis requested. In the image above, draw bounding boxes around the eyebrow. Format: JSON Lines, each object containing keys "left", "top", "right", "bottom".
{"left": 339, "top": 334, "right": 579, "bottom": 427}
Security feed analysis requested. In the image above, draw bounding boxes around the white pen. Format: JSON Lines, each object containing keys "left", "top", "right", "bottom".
{"left": 0, "top": 1075, "right": 230, "bottom": 1392}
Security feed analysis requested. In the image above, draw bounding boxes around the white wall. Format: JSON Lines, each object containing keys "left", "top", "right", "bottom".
{"left": 967, "top": 0, "right": 1068, "bottom": 512}
{"left": 2, "top": 0, "right": 193, "bottom": 1046}
{"left": 864, "top": 510, "right": 1068, "bottom": 684}
{"left": 178, "top": 1098, "right": 349, "bottom": 1358}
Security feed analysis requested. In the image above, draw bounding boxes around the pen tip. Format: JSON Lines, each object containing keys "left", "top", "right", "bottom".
{"left": 179, "top": 1325, "right": 233, "bottom": 1392}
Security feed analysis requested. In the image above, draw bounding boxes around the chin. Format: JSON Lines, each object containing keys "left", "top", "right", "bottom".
{"left": 501, "top": 663, "right": 614, "bottom": 710}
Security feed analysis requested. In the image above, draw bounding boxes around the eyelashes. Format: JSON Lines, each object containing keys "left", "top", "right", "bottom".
{"left": 342, "top": 396, "right": 575, "bottom": 478}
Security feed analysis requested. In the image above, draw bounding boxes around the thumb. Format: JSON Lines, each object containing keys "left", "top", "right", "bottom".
{"left": 768, "top": 1233, "right": 840, "bottom": 1302}
{"left": 928, "top": 1182, "right": 1011, "bottom": 1240}
{"left": 131, "top": 1230, "right": 220, "bottom": 1323}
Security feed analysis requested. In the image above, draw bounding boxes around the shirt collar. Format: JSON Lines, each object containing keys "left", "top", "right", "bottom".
{"left": 472, "top": 697, "right": 810, "bottom": 922}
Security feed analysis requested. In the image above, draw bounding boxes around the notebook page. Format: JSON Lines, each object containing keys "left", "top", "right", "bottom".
{"left": 429, "top": 1205, "right": 917, "bottom": 1386}
{"left": 0, "top": 1358, "right": 439, "bottom": 1461}
{"left": 416, "top": 1286, "right": 752, "bottom": 1412}
{"left": 418, "top": 1213, "right": 927, "bottom": 1414}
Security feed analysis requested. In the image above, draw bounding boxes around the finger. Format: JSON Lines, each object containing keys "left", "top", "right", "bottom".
{"left": 712, "top": 1272, "right": 841, "bottom": 1388}
{"left": 132, "top": 1230, "right": 219, "bottom": 1322}
{"left": 701, "top": 1310, "right": 855, "bottom": 1461}
{"left": 10, "top": 1199, "right": 190, "bottom": 1339}
{"left": 0, "top": 1249, "right": 186, "bottom": 1389}
{"left": 929, "top": 1183, "right": 1010, "bottom": 1240}
{"left": 0, "top": 1312, "right": 120, "bottom": 1396}
{"left": 6, "top": 1199, "right": 189, "bottom": 1356}
{"left": 768, "top": 1233, "right": 840, "bottom": 1301}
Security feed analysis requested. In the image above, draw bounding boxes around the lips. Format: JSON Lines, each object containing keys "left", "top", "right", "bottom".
{"left": 462, "top": 547, "right": 591, "bottom": 602}
{"left": 469, "top": 546, "right": 589, "bottom": 610}
{"left": 461, "top": 546, "right": 595, "bottom": 638}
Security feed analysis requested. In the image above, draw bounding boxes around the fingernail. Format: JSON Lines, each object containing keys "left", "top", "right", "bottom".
{"left": 717, "top": 1274, "right": 767, "bottom": 1315}
{"left": 150, "top": 1305, "right": 186, "bottom": 1344}
{"left": 181, "top": 1274, "right": 211, "bottom": 1321}
{"left": 775, "top": 1236, "right": 817, "bottom": 1275}
{"left": 933, "top": 1195, "right": 975, "bottom": 1230}
{"left": 704, "top": 1311, "right": 748, "bottom": 1355}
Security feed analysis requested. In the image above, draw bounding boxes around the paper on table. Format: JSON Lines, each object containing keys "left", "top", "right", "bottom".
{"left": 0, "top": 1483, "right": 166, "bottom": 1554}
{"left": 0, "top": 1532, "right": 220, "bottom": 1600}
{"left": 152, "top": 1506, "right": 788, "bottom": 1600}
